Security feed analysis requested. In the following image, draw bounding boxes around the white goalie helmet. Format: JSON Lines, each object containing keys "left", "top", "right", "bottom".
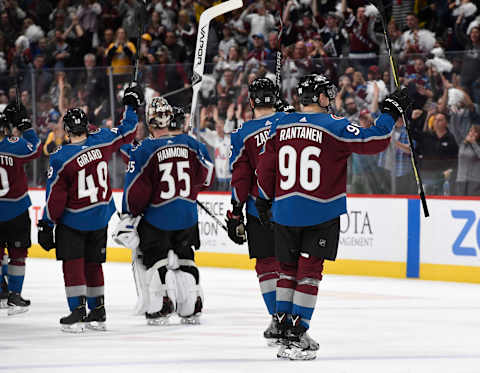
{"left": 147, "top": 96, "right": 173, "bottom": 129}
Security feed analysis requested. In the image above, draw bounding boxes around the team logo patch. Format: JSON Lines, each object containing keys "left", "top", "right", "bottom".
{"left": 7, "top": 137, "right": 19, "bottom": 143}
{"left": 110, "top": 128, "right": 119, "bottom": 134}
{"left": 47, "top": 166, "right": 53, "bottom": 179}
{"left": 330, "top": 114, "right": 344, "bottom": 120}
{"left": 50, "top": 146, "right": 62, "bottom": 154}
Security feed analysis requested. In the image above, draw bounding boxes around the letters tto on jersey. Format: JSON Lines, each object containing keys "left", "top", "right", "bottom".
{"left": 257, "top": 112, "right": 396, "bottom": 227}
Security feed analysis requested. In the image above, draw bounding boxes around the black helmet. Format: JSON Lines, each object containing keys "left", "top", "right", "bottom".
{"left": 0, "top": 112, "right": 10, "bottom": 134}
{"left": 4, "top": 103, "right": 27, "bottom": 126}
{"left": 63, "top": 108, "right": 88, "bottom": 136}
{"left": 171, "top": 106, "right": 185, "bottom": 130}
{"left": 249, "top": 77, "right": 277, "bottom": 108}
{"left": 297, "top": 74, "right": 337, "bottom": 106}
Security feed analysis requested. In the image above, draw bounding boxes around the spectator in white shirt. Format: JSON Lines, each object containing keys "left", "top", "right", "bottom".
{"left": 240, "top": 2, "right": 276, "bottom": 47}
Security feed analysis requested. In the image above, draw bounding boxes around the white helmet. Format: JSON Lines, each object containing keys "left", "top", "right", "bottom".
{"left": 147, "top": 97, "right": 173, "bottom": 129}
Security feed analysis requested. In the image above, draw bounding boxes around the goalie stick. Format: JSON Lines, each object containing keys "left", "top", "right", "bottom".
{"left": 188, "top": 0, "right": 244, "bottom": 131}
{"left": 131, "top": 0, "right": 148, "bottom": 85}
{"left": 372, "top": 0, "right": 429, "bottom": 218}
{"left": 198, "top": 200, "right": 228, "bottom": 232}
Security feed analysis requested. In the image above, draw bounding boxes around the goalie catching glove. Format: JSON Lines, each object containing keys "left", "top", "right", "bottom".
{"left": 226, "top": 202, "right": 246, "bottom": 245}
{"left": 37, "top": 220, "right": 55, "bottom": 251}
{"left": 380, "top": 88, "right": 413, "bottom": 122}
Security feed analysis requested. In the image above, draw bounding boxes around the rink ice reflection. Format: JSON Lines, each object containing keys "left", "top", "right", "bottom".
{"left": 1, "top": 259, "right": 479, "bottom": 372}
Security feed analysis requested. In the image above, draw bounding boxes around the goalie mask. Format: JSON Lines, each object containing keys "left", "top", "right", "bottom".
{"left": 249, "top": 77, "right": 277, "bottom": 108}
{"left": 297, "top": 74, "right": 337, "bottom": 106}
{"left": 147, "top": 97, "right": 173, "bottom": 129}
{"left": 63, "top": 108, "right": 88, "bottom": 136}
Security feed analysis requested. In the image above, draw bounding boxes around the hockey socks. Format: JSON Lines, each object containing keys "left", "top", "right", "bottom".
{"left": 85, "top": 262, "right": 104, "bottom": 310}
{"left": 63, "top": 258, "right": 87, "bottom": 311}
{"left": 7, "top": 248, "right": 28, "bottom": 294}
{"left": 255, "top": 257, "right": 278, "bottom": 315}
{"left": 276, "top": 262, "right": 297, "bottom": 315}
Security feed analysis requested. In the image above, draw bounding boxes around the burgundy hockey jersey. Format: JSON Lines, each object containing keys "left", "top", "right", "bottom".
{"left": 257, "top": 112, "right": 395, "bottom": 227}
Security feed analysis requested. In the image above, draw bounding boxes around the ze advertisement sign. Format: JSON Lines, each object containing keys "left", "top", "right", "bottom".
{"left": 421, "top": 199, "right": 480, "bottom": 267}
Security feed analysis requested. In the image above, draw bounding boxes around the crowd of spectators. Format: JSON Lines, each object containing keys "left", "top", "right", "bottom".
{"left": 1, "top": 0, "right": 479, "bottom": 195}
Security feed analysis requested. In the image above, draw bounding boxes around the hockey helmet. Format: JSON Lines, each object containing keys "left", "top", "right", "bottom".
{"left": 249, "top": 77, "right": 277, "bottom": 108}
{"left": 171, "top": 106, "right": 186, "bottom": 131}
{"left": 297, "top": 74, "right": 337, "bottom": 105}
{"left": 147, "top": 97, "right": 173, "bottom": 129}
{"left": 63, "top": 108, "right": 88, "bottom": 136}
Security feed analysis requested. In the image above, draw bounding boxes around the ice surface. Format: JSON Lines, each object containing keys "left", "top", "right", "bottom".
{"left": 1, "top": 258, "right": 479, "bottom": 372}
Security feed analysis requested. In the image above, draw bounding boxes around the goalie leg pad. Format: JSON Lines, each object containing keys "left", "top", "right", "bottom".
{"left": 132, "top": 249, "right": 150, "bottom": 315}
{"left": 174, "top": 270, "right": 198, "bottom": 317}
{"left": 146, "top": 259, "right": 172, "bottom": 314}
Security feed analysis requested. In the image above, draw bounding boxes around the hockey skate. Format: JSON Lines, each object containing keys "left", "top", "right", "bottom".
{"left": 0, "top": 276, "right": 8, "bottom": 309}
{"left": 145, "top": 296, "right": 174, "bottom": 325}
{"left": 264, "top": 314, "right": 283, "bottom": 347}
{"left": 60, "top": 297, "right": 87, "bottom": 333}
{"left": 180, "top": 296, "right": 202, "bottom": 325}
{"left": 277, "top": 316, "right": 317, "bottom": 360}
{"left": 85, "top": 296, "right": 107, "bottom": 331}
{"left": 7, "top": 292, "right": 30, "bottom": 316}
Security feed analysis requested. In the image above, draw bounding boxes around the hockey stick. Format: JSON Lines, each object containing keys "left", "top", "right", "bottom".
{"left": 188, "top": 0, "right": 244, "bottom": 131}
{"left": 275, "top": 3, "right": 284, "bottom": 94}
{"left": 198, "top": 200, "right": 228, "bottom": 232}
{"left": 162, "top": 85, "right": 190, "bottom": 98}
{"left": 372, "top": 0, "right": 429, "bottom": 218}
{"left": 131, "top": 0, "right": 148, "bottom": 85}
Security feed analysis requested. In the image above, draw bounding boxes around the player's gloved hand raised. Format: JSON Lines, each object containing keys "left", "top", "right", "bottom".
{"left": 15, "top": 117, "right": 32, "bottom": 131}
{"left": 4, "top": 103, "right": 31, "bottom": 130}
{"left": 122, "top": 84, "right": 145, "bottom": 110}
{"left": 226, "top": 210, "right": 246, "bottom": 245}
{"left": 255, "top": 197, "right": 273, "bottom": 229}
{"left": 37, "top": 220, "right": 55, "bottom": 251}
{"left": 274, "top": 97, "right": 295, "bottom": 113}
{"left": 380, "top": 88, "right": 412, "bottom": 122}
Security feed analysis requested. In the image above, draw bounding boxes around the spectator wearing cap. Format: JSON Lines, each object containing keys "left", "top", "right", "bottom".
{"left": 240, "top": 2, "right": 275, "bottom": 46}
{"left": 105, "top": 27, "right": 136, "bottom": 76}
{"left": 318, "top": 12, "right": 349, "bottom": 58}
{"left": 342, "top": 2, "right": 379, "bottom": 76}
{"left": 247, "top": 33, "right": 270, "bottom": 62}
{"left": 414, "top": 112, "right": 459, "bottom": 195}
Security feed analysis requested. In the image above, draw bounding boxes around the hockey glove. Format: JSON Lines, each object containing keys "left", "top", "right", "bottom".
{"left": 255, "top": 197, "right": 273, "bottom": 228}
{"left": 380, "top": 88, "right": 412, "bottom": 122}
{"left": 37, "top": 220, "right": 55, "bottom": 251}
{"left": 112, "top": 213, "right": 141, "bottom": 249}
{"left": 122, "top": 84, "right": 145, "bottom": 110}
{"left": 15, "top": 117, "right": 32, "bottom": 132}
{"left": 226, "top": 210, "right": 247, "bottom": 245}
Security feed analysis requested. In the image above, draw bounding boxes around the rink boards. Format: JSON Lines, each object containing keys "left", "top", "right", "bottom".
{"left": 27, "top": 190, "right": 480, "bottom": 284}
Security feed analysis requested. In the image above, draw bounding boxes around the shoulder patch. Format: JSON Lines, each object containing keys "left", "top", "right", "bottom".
{"left": 50, "top": 145, "right": 62, "bottom": 154}
{"left": 7, "top": 136, "right": 19, "bottom": 143}
{"left": 299, "top": 117, "right": 307, "bottom": 122}
{"left": 330, "top": 114, "right": 344, "bottom": 120}
{"left": 109, "top": 128, "right": 119, "bottom": 134}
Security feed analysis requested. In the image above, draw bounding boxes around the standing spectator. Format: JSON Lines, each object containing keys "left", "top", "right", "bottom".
{"left": 400, "top": 13, "right": 436, "bottom": 59}
{"left": 199, "top": 108, "right": 231, "bottom": 191}
{"left": 414, "top": 113, "right": 459, "bottom": 195}
{"left": 176, "top": 9, "right": 196, "bottom": 61}
{"left": 105, "top": 27, "right": 136, "bottom": 77}
{"left": 342, "top": 0, "right": 379, "bottom": 75}
{"left": 23, "top": 54, "right": 53, "bottom": 98}
{"left": 76, "top": 0, "right": 102, "bottom": 37}
{"left": 51, "top": 30, "right": 71, "bottom": 69}
{"left": 217, "top": 24, "right": 236, "bottom": 60}
{"left": 318, "top": 12, "right": 349, "bottom": 58}
{"left": 455, "top": 22, "right": 480, "bottom": 101}
{"left": 240, "top": 2, "right": 275, "bottom": 46}
{"left": 455, "top": 124, "right": 480, "bottom": 196}
{"left": 247, "top": 34, "right": 270, "bottom": 63}
{"left": 96, "top": 28, "right": 114, "bottom": 65}
{"left": 164, "top": 31, "right": 187, "bottom": 63}
{"left": 229, "top": 8, "right": 249, "bottom": 48}
{"left": 77, "top": 53, "right": 107, "bottom": 113}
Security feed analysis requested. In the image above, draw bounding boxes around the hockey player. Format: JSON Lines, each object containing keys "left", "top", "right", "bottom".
{"left": 37, "top": 85, "right": 143, "bottom": 332}
{"left": 256, "top": 74, "right": 412, "bottom": 360}
{"left": 114, "top": 105, "right": 188, "bottom": 316}
{"left": 0, "top": 106, "right": 41, "bottom": 314}
{"left": 123, "top": 97, "right": 213, "bottom": 325}
{"left": 227, "top": 77, "right": 289, "bottom": 344}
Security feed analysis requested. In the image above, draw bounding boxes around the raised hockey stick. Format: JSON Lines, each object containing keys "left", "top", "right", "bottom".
{"left": 372, "top": 0, "right": 429, "bottom": 218}
{"left": 131, "top": 0, "right": 148, "bottom": 85}
{"left": 198, "top": 200, "right": 228, "bottom": 232}
{"left": 275, "top": 3, "right": 284, "bottom": 94}
{"left": 188, "top": 0, "right": 244, "bottom": 131}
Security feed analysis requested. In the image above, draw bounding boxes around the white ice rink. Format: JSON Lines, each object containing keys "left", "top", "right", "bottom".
{"left": 1, "top": 258, "right": 479, "bottom": 373}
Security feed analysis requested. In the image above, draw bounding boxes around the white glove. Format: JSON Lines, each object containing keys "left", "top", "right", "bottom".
{"left": 112, "top": 213, "right": 141, "bottom": 248}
